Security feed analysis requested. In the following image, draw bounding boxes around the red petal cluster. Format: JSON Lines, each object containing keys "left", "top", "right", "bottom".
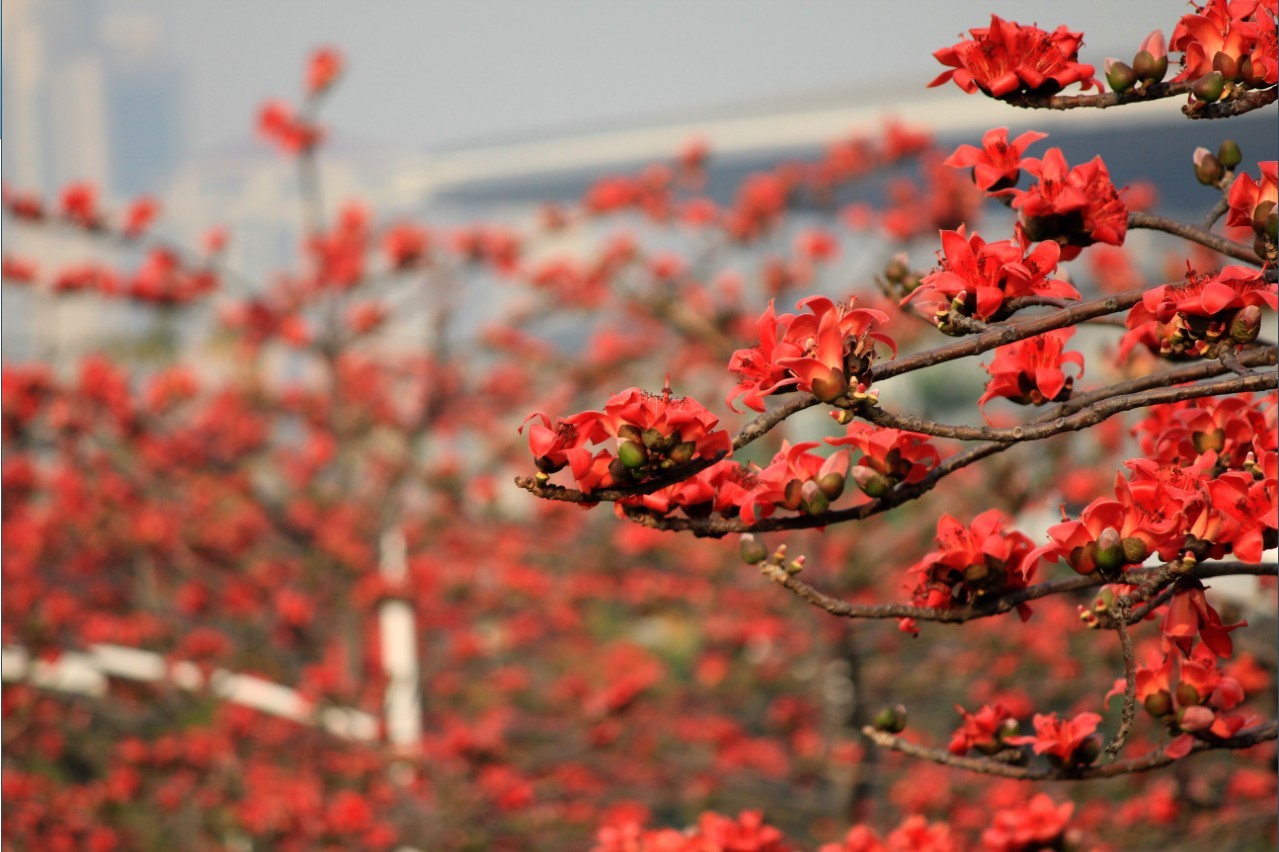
{"left": 948, "top": 702, "right": 1019, "bottom": 756}
{"left": 1006, "top": 711, "right": 1102, "bottom": 766}
{"left": 904, "top": 226, "right": 1078, "bottom": 322}
{"left": 1009, "top": 149, "right": 1128, "bottom": 260}
{"left": 929, "top": 15, "right": 1100, "bottom": 98}
{"left": 1170, "top": 0, "right": 1278, "bottom": 86}
{"left": 1121, "top": 265, "right": 1277, "bottom": 359}
{"left": 980, "top": 794, "right": 1074, "bottom": 852}
{"left": 944, "top": 127, "right": 1047, "bottom": 192}
{"left": 727, "top": 296, "right": 895, "bottom": 412}
{"left": 979, "top": 328, "right": 1084, "bottom": 410}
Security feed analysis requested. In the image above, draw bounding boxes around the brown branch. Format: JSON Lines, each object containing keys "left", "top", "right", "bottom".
{"left": 760, "top": 560, "right": 1275, "bottom": 625}
{"left": 1000, "top": 80, "right": 1192, "bottom": 111}
{"left": 862, "top": 719, "right": 1277, "bottom": 781}
{"left": 859, "top": 370, "right": 1276, "bottom": 443}
{"left": 1184, "top": 87, "right": 1278, "bottom": 119}
{"left": 1129, "top": 211, "right": 1262, "bottom": 265}
{"left": 1106, "top": 600, "right": 1137, "bottom": 762}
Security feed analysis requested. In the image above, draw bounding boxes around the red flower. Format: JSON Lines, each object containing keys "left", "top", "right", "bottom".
{"left": 1007, "top": 711, "right": 1103, "bottom": 766}
{"left": 382, "top": 222, "right": 431, "bottom": 269}
{"left": 306, "top": 46, "right": 344, "bottom": 95}
{"left": 1171, "top": 0, "right": 1278, "bottom": 86}
{"left": 122, "top": 196, "right": 159, "bottom": 238}
{"left": 826, "top": 423, "right": 940, "bottom": 496}
{"left": 1135, "top": 393, "right": 1271, "bottom": 470}
{"left": 944, "top": 127, "right": 1047, "bottom": 191}
{"left": 737, "top": 441, "right": 850, "bottom": 523}
{"left": 1121, "top": 265, "right": 1277, "bottom": 359}
{"left": 979, "top": 328, "right": 1084, "bottom": 409}
{"left": 902, "top": 510, "right": 1036, "bottom": 627}
{"left": 727, "top": 296, "right": 894, "bottom": 411}
{"left": 1226, "top": 160, "right": 1277, "bottom": 233}
{"left": 59, "top": 182, "right": 101, "bottom": 229}
{"left": 1161, "top": 583, "right": 1246, "bottom": 657}
{"left": 1009, "top": 148, "right": 1127, "bottom": 260}
{"left": 929, "top": 15, "right": 1100, "bottom": 98}
{"left": 948, "top": 702, "right": 1018, "bottom": 755}
{"left": 904, "top": 226, "right": 1077, "bottom": 322}
{"left": 258, "top": 101, "right": 323, "bottom": 154}
{"left": 981, "top": 794, "right": 1074, "bottom": 852}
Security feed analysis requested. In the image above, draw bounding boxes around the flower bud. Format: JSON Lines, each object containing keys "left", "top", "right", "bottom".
{"left": 1143, "top": 690, "right": 1173, "bottom": 718}
{"left": 883, "top": 255, "right": 909, "bottom": 284}
{"left": 668, "top": 441, "right": 696, "bottom": 466}
{"left": 782, "top": 479, "right": 804, "bottom": 511}
{"left": 849, "top": 465, "right": 892, "bottom": 498}
{"left": 1241, "top": 55, "right": 1269, "bottom": 87}
{"left": 1072, "top": 734, "right": 1103, "bottom": 767}
{"left": 1105, "top": 58, "right": 1137, "bottom": 93}
{"left": 617, "top": 424, "right": 643, "bottom": 444}
{"left": 1092, "top": 587, "right": 1116, "bottom": 613}
{"left": 1216, "top": 139, "right": 1241, "bottom": 169}
{"left": 1176, "top": 682, "right": 1203, "bottom": 707}
{"left": 618, "top": 440, "right": 648, "bottom": 470}
{"left": 1252, "top": 200, "right": 1276, "bottom": 236}
{"left": 800, "top": 480, "right": 829, "bottom": 515}
{"left": 740, "top": 534, "right": 768, "bottom": 565}
{"left": 1212, "top": 50, "right": 1240, "bottom": 81}
{"left": 1134, "top": 30, "right": 1168, "bottom": 84}
{"left": 1094, "top": 527, "right": 1125, "bottom": 572}
{"left": 1191, "top": 71, "right": 1225, "bottom": 102}
{"left": 998, "top": 717, "right": 1020, "bottom": 743}
{"left": 1177, "top": 705, "right": 1215, "bottom": 733}
{"left": 810, "top": 370, "right": 849, "bottom": 404}
{"left": 1229, "top": 306, "right": 1263, "bottom": 344}
{"left": 1121, "top": 537, "right": 1149, "bottom": 564}
{"left": 641, "top": 428, "right": 668, "bottom": 452}
{"left": 818, "top": 471, "right": 846, "bottom": 501}
{"left": 873, "top": 704, "right": 908, "bottom": 734}
{"left": 1193, "top": 147, "right": 1224, "bottom": 185}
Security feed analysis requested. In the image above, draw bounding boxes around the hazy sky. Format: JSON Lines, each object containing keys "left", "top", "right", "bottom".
{"left": 137, "top": 0, "right": 1180, "bottom": 153}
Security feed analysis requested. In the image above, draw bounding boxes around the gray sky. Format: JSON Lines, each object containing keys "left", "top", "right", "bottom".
{"left": 155, "top": 1, "right": 1177, "bottom": 152}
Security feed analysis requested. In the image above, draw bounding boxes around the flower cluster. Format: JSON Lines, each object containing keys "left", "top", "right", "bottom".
{"left": 978, "top": 328, "right": 1085, "bottom": 409}
{"left": 826, "top": 423, "right": 941, "bottom": 497}
{"left": 929, "top": 15, "right": 1100, "bottom": 98}
{"left": 1008, "top": 149, "right": 1128, "bottom": 260}
{"left": 523, "top": 383, "right": 732, "bottom": 495}
{"left": 737, "top": 442, "right": 851, "bottom": 523}
{"left": 1006, "top": 711, "right": 1103, "bottom": 768}
{"left": 727, "top": 296, "right": 895, "bottom": 411}
{"left": 1121, "top": 265, "right": 1276, "bottom": 359}
{"left": 1227, "top": 160, "right": 1278, "bottom": 257}
{"left": 900, "top": 510, "right": 1037, "bottom": 633}
{"left": 904, "top": 226, "right": 1078, "bottom": 323}
{"left": 1171, "top": 0, "right": 1278, "bottom": 89}
{"left": 948, "top": 702, "right": 1020, "bottom": 756}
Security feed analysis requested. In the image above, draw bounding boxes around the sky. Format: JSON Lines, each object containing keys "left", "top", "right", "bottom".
{"left": 6, "top": 0, "right": 1185, "bottom": 159}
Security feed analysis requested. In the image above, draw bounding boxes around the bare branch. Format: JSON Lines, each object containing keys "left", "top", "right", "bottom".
{"left": 1184, "top": 87, "right": 1279, "bottom": 119}
{"left": 1129, "top": 211, "right": 1262, "bottom": 265}
{"left": 1000, "top": 80, "right": 1192, "bottom": 111}
{"left": 1106, "top": 600, "right": 1137, "bottom": 762}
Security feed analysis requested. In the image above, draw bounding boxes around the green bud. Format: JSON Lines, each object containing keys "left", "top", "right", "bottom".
{"left": 1177, "top": 682, "right": 1202, "bottom": 707}
{"left": 1105, "top": 58, "right": 1137, "bottom": 93}
{"left": 617, "top": 424, "right": 643, "bottom": 444}
{"left": 740, "top": 534, "right": 768, "bottom": 565}
{"left": 810, "top": 370, "right": 849, "bottom": 404}
{"left": 1094, "top": 527, "right": 1125, "bottom": 571}
{"left": 800, "top": 481, "right": 829, "bottom": 515}
{"left": 817, "top": 472, "right": 846, "bottom": 501}
{"left": 782, "top": 479, "right": 804, "bottom": 511}
{"left": 1121, "top": 537, "right": 1150, "bottom": 565}
{"left": 849, "top": 466, "right": 892, "bottom": 498}
{"left": 1073, "top": 734, "right": 1103, "bottom": 767}
{"left": 668, "top": 441, "right": 696, "bottom": 466}
{"left": 1252, "top": 201, "right": 1276, "bottom": 235}
{"left": 884, "top": 255, "right": 909, "bottom": 284}
{"left": 618, "top": 440, "right": 648, "bottom": 470}
{"left": 1144, "top": 690, "right": 1173, "bottom": 718}
{"left": 1217, "top": 139, "right": 1241, "bottom": 169}
{"left": 872, "top": 704, "right": 908, "bottom": 734}
{"left": 1132, "top": 50, "right": 1167, "bottom": 85}
{"left": 1212, "top": 51, "right": 1240, "bottom": 81}
{"left": 1192, "top": 71, "right": 1225, "bottom": 102}
{"left": 1193, "top": 148, "right": 1224, "bottom": 185}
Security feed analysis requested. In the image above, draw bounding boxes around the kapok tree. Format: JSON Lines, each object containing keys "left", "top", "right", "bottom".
{"left": 2, "top": 3, "right": 1276, "bottom": 850}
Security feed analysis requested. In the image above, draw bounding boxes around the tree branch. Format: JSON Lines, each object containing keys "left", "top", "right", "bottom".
{"left": 861, "top": 719, "right": 1278, "bottom": 781}
{"left": 1000, "top": 80, "right": 1192, "bottom": 111}
{"left": 1183, "top": 87, "right": 1278, "bottom": 119}
{"left": 1106, "top": 600, "right": 1137, "bottom": 762}
{"left": 1129, "top": 211, "right": 1262, "bottom": 265}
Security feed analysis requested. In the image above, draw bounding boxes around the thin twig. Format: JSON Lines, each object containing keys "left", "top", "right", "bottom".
{"left": 1106, "top": 600, "right": 1137, "bottom": 762}
{"left": 1000, "top": 80, "right": 1193, "bottom": 111}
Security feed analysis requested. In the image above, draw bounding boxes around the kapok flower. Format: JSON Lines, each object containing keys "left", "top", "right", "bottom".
{"left": 258, "top": 101, "right": 323, "bottom": 154}
{"left": 978, "top": 328, "right": 1084, "bottom": 409}
{"left": 904, "top": 226, "right": 1078, "bottom": 322}
{"left": 944, "top": 127, "right": 1048, "bottom": 192}
{"left": 727, "top": 296, "right": 894, "bottom": 411}
{"left": 1134, "top": 394, "right": 1271, "bottom": 470}
{"left": 1226, "top": 161, "right": 1277, "bottom": 237}
{"left": 1007, "top": 711, "right": 1103, "bottom": 767}
{"left": 929, "top": 16, "right": 1100, "bottom": 98}
{"left": 1161, "top": 583, "right": 1246, "bottom": 657}
{"left": 901, "top": 510, "right": 1037, "bottom": 629}
{"left": 980, "top": 795, "right": 1075, "bottom": 852}
{"left": 1107, "top": 652, "right": 1176, "bottom": 717}
{"left": 948, "top": 702, "right": 1019, "bottom": 755}
{"left": 1171, "top": 0, "right": 1278, "bottom": 87}
{"left": 306, "top": 47, "right": 344, "bottom": 95}
{"left": 1121, "top": 265, "right": 1277, "bottom": 359}
{"left": 1010, "top": 148, "right": 1127, "bottom": 260}
{"left": 825, "top": 423, "right": 940, "bottom": 497}
{"left": 1028, "top": 487, "right": 1163, "bottom": 578}
{"left": 737, "top": 441, "right": 850, "bottom": 522}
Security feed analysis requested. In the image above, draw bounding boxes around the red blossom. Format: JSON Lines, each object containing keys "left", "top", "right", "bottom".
{"left": 929, "top": 15, "right": 1099, "bottom": 98}
{"left": 258, "top": 101, "right": 323, "bottom": 154}
{"left": 978, "top": 328, "right": 1084, "bottom": 409}
{"left": 1121, "top": 265, "right": 1277, "bottom": 359}
{"left": 737, "top": 441, "right": 850, "bottom": 523}
{"left": 980, "top": 794, "right": 1074, "bottom": 852}
{"left": 1170, "top": 0, "right": 1278, "bottom": 86}
{"left": 1161, "top": 583, "right": 1246, "bottom": 657}
{"left": 826, "top": 423, "right": 940, "bottom": 496}
{"left": 904, "top": 225, "right": 1077, "bottom": 322}
{"left": 1006, "top": 711, "right": 1102, "bottom": 766}
{"left": 948, "top": 702, "right": 1018, "bottom": 756}
{"left": 306, "top": 46, "right": 344, "bottom": 95}
{"left": 1226, "top": 160, "right": 1277, "bottom": 233}
{"left": 1009, "top": 148, "right": 1127, "bottom": 260}
{"left": 943, "top": 127, "right": 1047, "bottom": 191}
